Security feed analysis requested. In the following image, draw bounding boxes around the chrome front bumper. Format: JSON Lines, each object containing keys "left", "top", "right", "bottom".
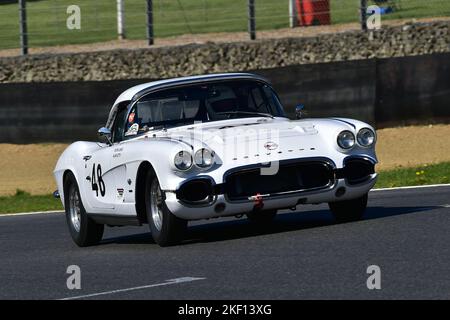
{"left": 165, "top": 173, "right": 377, "bottom": 220}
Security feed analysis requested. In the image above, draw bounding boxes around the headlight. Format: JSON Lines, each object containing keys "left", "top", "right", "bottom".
{"left": 174, "top": 151, "right": 193, "bottom": 171}
{"left": 337, "top": 130, "right": 355, "bottom": 149}
{"left": 194, "top": 148, "right": 214, "bottom": 168}
{"left": 357, "top": 128, "right": 376, "bottom": 147}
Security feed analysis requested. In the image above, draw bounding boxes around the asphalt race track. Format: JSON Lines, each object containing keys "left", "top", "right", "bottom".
{"left": 1, "top": 185, "right": 449, "bottom": 300}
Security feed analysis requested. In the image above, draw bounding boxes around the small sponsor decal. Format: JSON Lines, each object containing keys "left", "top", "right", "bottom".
{"left": 125, "top": 123, "right": 139, "bottom": 136}
{"left": 116, "top": 188, "right": 124, "bottom": 200}
{"left": 113, "top": 147, "right": 123, "bottom": 158}
{"left": 263, "top": 141, "right": 278, "bottom": 150}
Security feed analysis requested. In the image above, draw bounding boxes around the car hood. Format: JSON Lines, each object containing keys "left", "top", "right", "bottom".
{"left": 153, "top": 117, "right": 356, "bottom": 164}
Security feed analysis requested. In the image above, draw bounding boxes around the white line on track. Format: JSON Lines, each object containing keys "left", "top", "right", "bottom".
{"left": 371, "top": 183, "right": 450, "bottom": 192}
{"left": 59, "top": 277, "right": 206, "bottom": 300}
{"left": 1, "top": 184, "right": 449, "bottom": 217}
{"left": 0, "top": 210, "right": 63, "bottom": 217}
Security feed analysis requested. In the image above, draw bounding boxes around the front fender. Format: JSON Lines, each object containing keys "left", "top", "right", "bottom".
{"left": 53, "top": 141, "right": 103, "bottom": 207}
{"left": 117, "top": 139, "right": 197, "bottom": 191}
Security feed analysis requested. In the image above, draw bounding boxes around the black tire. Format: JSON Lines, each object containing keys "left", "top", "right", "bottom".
{"left": 145, "top": 171, "right": 187, "bottom": 247}
{"left": 329, "top": 193, "right": 368, "bottom": 223}
{"left": 64, "top": 172, "right": 104, "bottom": 247}
{"left": 246, "top": 209, "right": 277, "bottom": 225}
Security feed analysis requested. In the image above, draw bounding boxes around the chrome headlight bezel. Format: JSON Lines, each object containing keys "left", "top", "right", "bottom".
{"left": 337, "top": 130, "right": 356, "bottom": 150}
{"left": 357, "top": 128, "right": 376, "bottom": 148}
{"left": 174, "top": 150, "right": 193, "bottom": 171}
{"left": 194, "top": 148, "right": 215, "bottom": 169}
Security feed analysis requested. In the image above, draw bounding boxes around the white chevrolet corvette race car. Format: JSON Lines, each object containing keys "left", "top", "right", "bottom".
{"left": 54, "top": 73, "right": 377, "bottom": 247}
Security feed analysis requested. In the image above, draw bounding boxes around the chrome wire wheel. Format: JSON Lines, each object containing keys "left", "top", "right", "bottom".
{"left": 69, "top": 185, "right": 81, "bottom": 233}
{"left": 150, "top": 179, "right": 164, "bottom": 231}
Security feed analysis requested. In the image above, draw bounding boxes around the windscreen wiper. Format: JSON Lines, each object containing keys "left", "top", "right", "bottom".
{"left": 142, "top": 124, "right": 166, "bottom": 132}
{"left": 215, "top": 111, "right": 274, "bottom": 119}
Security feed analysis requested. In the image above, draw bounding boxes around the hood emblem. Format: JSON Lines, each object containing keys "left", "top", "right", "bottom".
{"left": 264, "top": 141, "right": 278, "bottom": 150}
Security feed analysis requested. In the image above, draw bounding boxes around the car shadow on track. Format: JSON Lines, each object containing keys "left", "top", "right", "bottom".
{"left": 101, "top": 205, "right": 438, "bottom": 246}
{"left": 183, "top": 205, "right": 439, "bottom": 245}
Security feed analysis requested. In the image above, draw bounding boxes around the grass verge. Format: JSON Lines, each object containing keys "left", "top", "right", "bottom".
{"left": 0, "top": 162, "right": 449, "bottom": 214}
{"left": 0, "top": 190, "right": 63, "bottom": 214}
{"left": 375, "top": 162, "right": 450, "bottom": 189}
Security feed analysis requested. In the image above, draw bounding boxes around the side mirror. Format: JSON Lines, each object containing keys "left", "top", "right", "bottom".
{"left": 98, "top": 127, "right": 112, "bottom": 145}
{"left": 295, "top": 104, "right": 305, "bottom": 119}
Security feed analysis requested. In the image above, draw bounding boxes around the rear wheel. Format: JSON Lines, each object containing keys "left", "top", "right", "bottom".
{"left": 145, "top": 172, "right": 187, "bottom": 247}
{"left": 329, "top": 193, "right": 368, "bottom": 223}
{"left": 246, "top": 209, "right": 277, "bottom": 225}
{"left": 64, "top": 172, "right": 104, "bottom": 247}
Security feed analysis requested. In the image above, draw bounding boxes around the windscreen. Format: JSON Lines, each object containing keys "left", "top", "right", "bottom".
{"left": 123, "top": 80, "right": 285, "bottom": 138}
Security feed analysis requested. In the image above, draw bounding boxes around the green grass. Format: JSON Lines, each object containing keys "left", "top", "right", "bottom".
{"left": 0, "top": 0, "right": 450, "bottom": 50}
{"left": 0, "top": 162, "right": 449, "bottom": 214}
{"left": 375, "top": 162, "right": 450, "bottom": 189}
{"left": 0, "top": 189, "right": 62, "bottom": 214}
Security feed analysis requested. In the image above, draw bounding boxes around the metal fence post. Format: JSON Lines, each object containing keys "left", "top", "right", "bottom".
{"left": 117, "top": 0, "right": 126, "bottom": 40}
{"left": 360, "top": 0, "right": 368, "bottom": 30}
{"left": 18, "top": 0, "right": 28, "bottom": 55}
{"left": 289, "top": 0, "right": 298, "bottom": 28}
{"left": 248, "top": 0, "right": 256, "bottom": 40}
{"left": 147, "top": 0, "right": 154, "bottom": 45}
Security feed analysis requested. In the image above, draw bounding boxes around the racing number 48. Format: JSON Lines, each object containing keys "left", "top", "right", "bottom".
{"left": 91, "top": 163, "right": 106, "bottom": 197}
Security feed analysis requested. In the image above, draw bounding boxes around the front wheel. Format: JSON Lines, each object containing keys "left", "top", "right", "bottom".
{"left": 328, "top": 193, "right": 368, "bottom": 223}
{"left": 64, "top": 172, "right": 104, "bottom": 247}
{"left": 145, "top": 172, "right": 187, "bottom": 247}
